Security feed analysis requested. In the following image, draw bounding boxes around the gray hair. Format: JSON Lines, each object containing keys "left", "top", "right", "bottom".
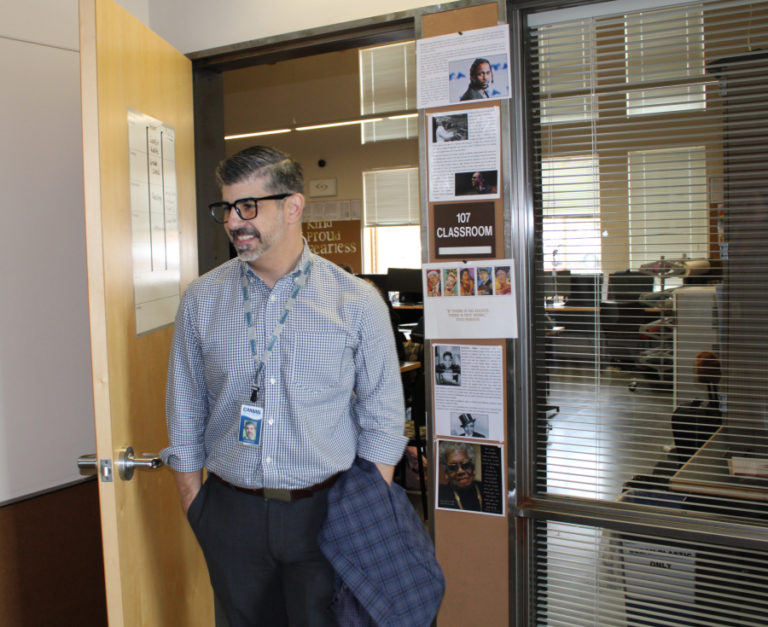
{"left": 439, "top": 442, "right": 475, "bottom": 468}
{"left": 215, "top": 145, "right": 304, "bottom": 194}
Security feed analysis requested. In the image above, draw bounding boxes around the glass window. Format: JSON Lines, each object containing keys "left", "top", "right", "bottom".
{"left": 628, "top": 146, "right": 709, "bottom": 270}
{"left": 541, "top": 156, "right": 601, "bottom": 272}
{"left": 359, "top": 41, "right": 417, "bottom": 143}
{"left": 363, "top": 225, "right": 421, "bottom": 274}
{"left": 625, "top": 6, "right": 705, "bottom": 116}
{"left": 363, "top": 167, "right": 420, "bottom": 273}
{"left": 537, "top": 21, "right": 597, "bottom": 124}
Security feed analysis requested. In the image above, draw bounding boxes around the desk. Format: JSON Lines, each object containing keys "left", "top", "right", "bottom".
{"left": 671, "top": 427, "right": 768, "bottom": 502}
{"left": 545, "top": 305, "right": 599, "bottom": 313}
{"left": 393, "top": 303, "right": 423, "bottom": 311}
{"left": 393, "top": 303, "right": 423, "bottom": 325}
{"left": 399, "top": 361, "right": 422, "bottom": 374}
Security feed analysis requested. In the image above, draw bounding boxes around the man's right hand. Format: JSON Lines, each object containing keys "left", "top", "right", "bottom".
{"left": 174, "top": 469, "right": 203, "bottom": 516}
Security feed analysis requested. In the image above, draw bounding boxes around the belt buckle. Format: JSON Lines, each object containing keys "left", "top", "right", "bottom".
{"left": 263, "top": 487, "right": 292, "bottom": 502}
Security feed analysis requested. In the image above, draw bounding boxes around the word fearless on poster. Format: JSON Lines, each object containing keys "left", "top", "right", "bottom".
{"left": 433, "top": 201, "right": 496, "bottom": 259}
{"left": 302, "top": 220, "right": 362, "bottom": 272}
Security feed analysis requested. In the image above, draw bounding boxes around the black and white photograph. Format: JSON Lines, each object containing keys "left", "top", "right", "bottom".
{"left": 435, "top": 345, "right": 462, "bottom": 386}
{"left": 432, "top": 114, "right": 468, "bottom": 143}
{"left": 450, "top": 412, "right": 488, "bottom": 438}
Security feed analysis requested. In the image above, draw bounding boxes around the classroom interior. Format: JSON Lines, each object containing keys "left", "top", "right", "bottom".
{"left": 3, "top": 0, "right": 768, "bottom": 625}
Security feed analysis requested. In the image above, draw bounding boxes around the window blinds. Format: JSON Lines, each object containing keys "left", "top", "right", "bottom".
{"left": 525, "top": 0, "right": 768, "bottom": 624}
{"left": 363, "top": 167, "right": 420, "bottom": 226}
{"left": 359, "top": 41, "right": 417, "bottom": 143}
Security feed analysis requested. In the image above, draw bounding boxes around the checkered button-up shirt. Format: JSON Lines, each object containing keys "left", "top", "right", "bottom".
{"left": 162, "top": 245, "right": 407, "bottom": 489}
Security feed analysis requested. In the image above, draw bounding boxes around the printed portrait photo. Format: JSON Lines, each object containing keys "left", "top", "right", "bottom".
{"left": 450, "top": 412, "right": 488, "bottom": 438}
{"left": 426, "top": 268, "right": 442, "bottom": 297}
{"left": 238, "top": 415, "right": 262, "bottom": 446}
{"left": 476, "top": 266, "right": 494, "bottom": 295}
{"left": 435, "top": 345, "right": 461, "bottom": 386}
{"left": 442, "top": 268, "right": 458, "bottom": 296}
{"left": 494, "top": 266, "right": 511, "bottom": 295}
{"left": 454, "top": 170, "right": 498, "bottom": 197}
{"left": 437, "top": 440, "right": 483, "bottom": 512}
{"left": 458, "top": 267, "right": 475, "bottom": 296}
{"left": 448, "top": 54, "right": 510, "bottom": 103}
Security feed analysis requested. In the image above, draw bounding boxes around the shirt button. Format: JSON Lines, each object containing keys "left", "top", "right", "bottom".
{"left": 268, "top": 419, "right": 274, "bottom": 425}
{"left": 265, "top": 457, "right": 272, "bottom": 464}
{"left": 269, "top": 295, "right": 276, "bottom": 302}
{"left": 270, "top": 377, "right": 276, "bottom": 384}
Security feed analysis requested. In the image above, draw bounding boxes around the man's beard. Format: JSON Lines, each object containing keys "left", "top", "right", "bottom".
{"left": 229, "top": 226, "right": 267, "bottom": 262}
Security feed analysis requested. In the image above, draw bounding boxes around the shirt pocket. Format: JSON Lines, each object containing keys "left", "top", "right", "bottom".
{"left": 288, "top": 332, "right": 351, "bottom": 391}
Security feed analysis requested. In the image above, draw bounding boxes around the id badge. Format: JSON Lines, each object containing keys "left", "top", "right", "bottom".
{"left": 238, "top": 401, "right": 264, "bottom": 446}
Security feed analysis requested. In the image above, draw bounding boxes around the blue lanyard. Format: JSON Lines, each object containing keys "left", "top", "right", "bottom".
{"left": 241, "top": 256, "right": 312, "bottom": 401}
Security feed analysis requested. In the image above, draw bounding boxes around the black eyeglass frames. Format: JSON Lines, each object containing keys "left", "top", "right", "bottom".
{"left": 209, "top": 193, "right": 292, "bottom": 224}
{"left": 446, "top": 461, "right": 474, "bottom": 473}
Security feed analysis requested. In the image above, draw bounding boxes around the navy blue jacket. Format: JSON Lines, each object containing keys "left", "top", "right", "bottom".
{"left": 319, "top": 457, "right": 445, "bottom": 626}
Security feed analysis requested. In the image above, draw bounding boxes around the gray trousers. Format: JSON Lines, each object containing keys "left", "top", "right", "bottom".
{"left": 187, "top": 474, "right": 337, "bottom": 627}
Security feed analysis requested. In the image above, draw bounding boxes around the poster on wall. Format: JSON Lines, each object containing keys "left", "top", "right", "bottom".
{"left": 423, "top": 259, "right": 517, "bottom": 339}
{"left": 417, "top": 25, "right": 511, "bottom": 109}
{"left": 127, "top": 109, "right": 180, "bottom": 336}
{"left": 301, "top": 219, "right": 362, "bottom": 273}
{"left": 436, "top": 439, "right": 504, "bottom": 516}
{"left": 428, "top": 107, "right": 501, "bottom": 202}
{"left": 432, "top": 343, "right": 504, "bottom": 441}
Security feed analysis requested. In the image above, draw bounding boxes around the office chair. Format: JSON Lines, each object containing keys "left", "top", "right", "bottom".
{"left": 601, "top": 271, "right": 654, "bottom": 369}
{"left": 629, "top": 259, "right": 686, "bottom": 391}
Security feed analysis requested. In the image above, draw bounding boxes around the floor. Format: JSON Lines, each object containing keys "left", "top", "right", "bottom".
{"left": 544, "top": 362, "right": 675, "bottom": 500}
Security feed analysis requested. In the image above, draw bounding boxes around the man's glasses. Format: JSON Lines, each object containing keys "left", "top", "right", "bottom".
{"left": 446, "top": 461, "right": 474, "bottom": 473}
{"left": 209, "top": 193, "right": 292, "bottom": 224}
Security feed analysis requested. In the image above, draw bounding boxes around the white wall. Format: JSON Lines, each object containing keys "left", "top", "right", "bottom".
{"left": 0, "top": 1, "right": 95, "bottom": 502}
{"left": 147, "top": 0, "right": 442, "bottom": 54}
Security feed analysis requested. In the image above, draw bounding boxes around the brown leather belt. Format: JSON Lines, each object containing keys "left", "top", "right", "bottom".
{"left": 211, "top": 471, "right": 342, "bottom": 502}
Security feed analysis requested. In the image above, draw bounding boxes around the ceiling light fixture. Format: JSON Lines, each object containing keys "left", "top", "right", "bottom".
{"left": 224, "top": 128, "right": 292, "bottom": 140}
{"left": 296, "top": 118, "right": 383, "bottom": 132}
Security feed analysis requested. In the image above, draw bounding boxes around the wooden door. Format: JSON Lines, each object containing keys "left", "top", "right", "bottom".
{"left": 79, "top": 0, "right": 213, "bottom": 624}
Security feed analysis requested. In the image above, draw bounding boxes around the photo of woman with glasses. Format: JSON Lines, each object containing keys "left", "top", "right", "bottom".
{"left": 437, "top": 441, "right": 483, "bottom": 511}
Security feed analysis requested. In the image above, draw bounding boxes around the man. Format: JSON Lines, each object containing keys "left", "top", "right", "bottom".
{"left": 242, "top": 420, "right": 258, "bottom": 442}
{"left": 426, "top": 269, "right": 441, "bottom": 297}
{"left": 434, "top": 117, "right": 457, "bottom": 142}
{"left": 477, "top": 267, "right": 493, "bottom": 295}
{"left": 457, "top": 413, "right": 485, "bottom": 438}
{"left": 438, "top": 442, "right": 483, "bottom": 511}
{"left": 162, "top": 145, "right": 407, "bottom": 626}
{"left": 435, "top": 350, "right": 461, "bottom": 386}
{"left": 460, "top": 57, "right": 493, "bottom": 101}
{"left": 470, "top": 171, "right": 496, "bottom": 195}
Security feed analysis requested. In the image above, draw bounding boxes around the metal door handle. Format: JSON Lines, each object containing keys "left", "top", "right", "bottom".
{"left": 77, "top": 453, "right": 113, "bottom": 482}
{"left": 117, "top": 446, "right": 163, "bottom": 480}
{"left": 78, "top": 453, "right": 98, "bottom": 473}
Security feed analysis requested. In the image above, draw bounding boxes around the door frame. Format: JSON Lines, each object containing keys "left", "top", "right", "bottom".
{"left": 188, "top": 9, "right": 419, "bottom": 277}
